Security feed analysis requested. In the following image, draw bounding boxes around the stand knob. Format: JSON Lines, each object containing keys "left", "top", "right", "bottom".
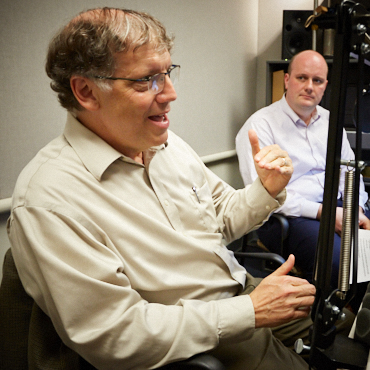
{"left": 294, "top": 338, "right": 311, "bottom": 354}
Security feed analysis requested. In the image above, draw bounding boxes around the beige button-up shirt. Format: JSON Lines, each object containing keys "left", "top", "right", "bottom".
{"left": 8, "top": 113, "right": 285, "bottom": 369}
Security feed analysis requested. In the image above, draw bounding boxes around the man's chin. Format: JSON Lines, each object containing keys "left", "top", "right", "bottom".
{"left": 154, "top": 130, "right": 169, "bottom": 146}
{"left": 298, "top": 100, "right": 316, "bottom": 110}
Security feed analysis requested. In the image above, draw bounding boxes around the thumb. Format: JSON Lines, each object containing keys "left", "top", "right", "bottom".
{"left": 270, "top": 254, "right": 295, "bottom": 277}
{"left": 248, "top": 129, "right": 260, "bottom": 158}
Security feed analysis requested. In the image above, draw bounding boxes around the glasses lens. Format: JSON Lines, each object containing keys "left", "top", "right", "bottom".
{"left": 149, "top": 74, "right": 164, "bottom": 94}
{"left": 170, "top": 66, "right": 180, "bottom": 86}
{"left": 148, "top": 66, "right": 180, "bottom": 94}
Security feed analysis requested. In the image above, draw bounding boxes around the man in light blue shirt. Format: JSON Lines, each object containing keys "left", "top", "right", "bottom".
{"left": 236, "top": 50, "right": 370, "bottom": 287}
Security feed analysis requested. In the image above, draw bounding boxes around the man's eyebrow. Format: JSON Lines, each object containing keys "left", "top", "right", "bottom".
{"left": 295, "top": 73, "right": 325, "bottom": 80}
{"left": 144, "top": 63, "right": 173, "bottom": 75}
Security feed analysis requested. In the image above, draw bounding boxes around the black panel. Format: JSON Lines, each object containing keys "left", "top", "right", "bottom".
{"left": 282, "top": 10, "right": 313, "bottom": 60}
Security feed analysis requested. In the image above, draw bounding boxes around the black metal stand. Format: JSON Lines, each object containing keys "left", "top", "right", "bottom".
{"left": 308, "top": 2, "right": 370, "bottom": 369}
{"left": 311, "top": 334, "right": 368, "bottom": 370}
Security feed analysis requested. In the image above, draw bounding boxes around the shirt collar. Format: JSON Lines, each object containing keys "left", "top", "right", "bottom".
{"left": 63, "top": 113, "right": 167, "bottom": 180}
{"left": 64, "top": 113, "right": 124, "bottom": 181}
{"left": 143, "top": 142, "right": 168, "bottom": 167}
{"left": 280, "top": 94, "right": 321, "bottom": 126}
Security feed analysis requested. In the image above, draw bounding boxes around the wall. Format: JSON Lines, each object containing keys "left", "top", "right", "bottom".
{"left": 0, "top": 0, "right": 257, "bottom": 200}
{"left": 0, "top": 0, "right": 314, "bottom": 277}
{"left": 255, "top": 0, "right": 314, "bottom": 110}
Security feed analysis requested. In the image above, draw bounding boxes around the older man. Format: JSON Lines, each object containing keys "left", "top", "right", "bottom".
{"left": 236, "top": 50, "right": 370, "bottom": 287}
{"left": 7, "top": 8, "right": 316, "bottom": 369}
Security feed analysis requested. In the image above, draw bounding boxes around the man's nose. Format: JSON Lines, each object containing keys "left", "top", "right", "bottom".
{"left": 305, "top": 79, "right": 313, "bottom": 91}
{"left": 156, "top": 75, "right": 177, "bottom": 103}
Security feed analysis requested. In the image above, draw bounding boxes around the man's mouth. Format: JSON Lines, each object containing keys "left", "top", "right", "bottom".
{"left": 148, "top": 113, "right": 170, "bottom": 128}
{"left": 149, "top": 114, "right": 166, "bottom": 122}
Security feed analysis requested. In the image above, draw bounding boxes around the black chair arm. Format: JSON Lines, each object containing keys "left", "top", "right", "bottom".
{"left": 160, "top": 353, "right": 226, "bottom": 370}
{"left": 270, "top": 214, "right": 289, "bottom": 256}
{"left": 234, "top": 251, "right": 285, "bottom": 266}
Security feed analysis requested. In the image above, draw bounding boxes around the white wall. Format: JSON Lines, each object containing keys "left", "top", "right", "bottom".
{"left": 0, "top": 0, "right": 258, "bottom": 200}
{"left": 0, "top": 0, "right": 314, "bottom": 277}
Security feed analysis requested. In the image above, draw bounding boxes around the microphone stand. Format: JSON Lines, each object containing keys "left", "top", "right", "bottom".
{"left": 304, "top": 2, "right": 370, "bottom": 369}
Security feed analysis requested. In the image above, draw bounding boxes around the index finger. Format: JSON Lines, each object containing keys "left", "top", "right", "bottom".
{"left": 248, "top": 129, "right": 260, "bottom": 159}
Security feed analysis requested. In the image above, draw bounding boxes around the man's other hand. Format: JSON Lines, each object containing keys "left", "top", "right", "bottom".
{"left": 250, "top": 254, "right": 316, "bottom": 328}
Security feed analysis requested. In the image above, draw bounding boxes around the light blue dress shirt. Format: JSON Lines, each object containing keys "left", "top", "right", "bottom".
{"left": 236, "top": 95, "right": 368, "bottom": 219}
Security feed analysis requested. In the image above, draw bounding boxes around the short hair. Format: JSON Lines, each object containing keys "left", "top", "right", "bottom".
{"left": 45, "top": 7, "right": 175, "bottom": 111}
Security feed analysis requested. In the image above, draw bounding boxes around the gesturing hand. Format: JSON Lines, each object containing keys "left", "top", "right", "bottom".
{"left": 249, "top": 255, "right": 316, "bottom": 328}
{"left": 249, "top": 129, "right": 293, "bottom": 198}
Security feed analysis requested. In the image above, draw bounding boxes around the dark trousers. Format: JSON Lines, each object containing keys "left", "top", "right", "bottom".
{"left": 257, "top": 215, "right": 340, "bottom": 287}
{"left": 257, "top": 200, "right": 370, "bottom": 290}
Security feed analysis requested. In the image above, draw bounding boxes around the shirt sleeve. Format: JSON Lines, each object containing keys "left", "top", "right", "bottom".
{"left": 339, "top": 129, "right": 369, "bottom": 209}
{"left": 283, "top": 190, "right": 321, "bottom": 219}
{"left": 8, "top": 205, "right": 256, "bottom": 369}
{"left": 180, "top": 133, "right": 286, "bottom": 244}
{"left": 206, "top": 170, "right": 286, "bottom": 243}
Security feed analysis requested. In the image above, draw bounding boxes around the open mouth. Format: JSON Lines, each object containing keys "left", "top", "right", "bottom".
{"left": 148, "top": 113, "right": 170, "bottom": 128}
{"left": 149, "top": 114, "right": 166, "bottom": 122}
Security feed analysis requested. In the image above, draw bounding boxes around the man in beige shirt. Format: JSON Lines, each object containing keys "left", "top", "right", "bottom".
{"left": 8, "top": 7, "right": 316, "bottom": 369}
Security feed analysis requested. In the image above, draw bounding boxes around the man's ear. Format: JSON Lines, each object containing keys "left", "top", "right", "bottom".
{"left": 284, "top": 73, "right": 290, "bottom": 91}
{"left": 70, "top": 76, "right": 100, "bottom": 111}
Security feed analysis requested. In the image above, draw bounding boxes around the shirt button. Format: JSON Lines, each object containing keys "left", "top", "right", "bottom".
{"left": 164, "top": 200, "right": 169, "bottom": 207}
{"left": 266, "top": 205, "right": 271, "bottom": 211}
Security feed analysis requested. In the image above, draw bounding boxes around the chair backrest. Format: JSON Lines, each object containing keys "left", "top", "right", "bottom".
{"left": 0, "top": 248, "right": 95, "bottom": 370}
{"left": 0, "top": 248, "right": 33, "bottom": 369}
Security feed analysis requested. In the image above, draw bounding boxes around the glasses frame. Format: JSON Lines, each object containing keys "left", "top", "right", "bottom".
{"left": 93, "top": 64, "right": 180, "bottom": 93}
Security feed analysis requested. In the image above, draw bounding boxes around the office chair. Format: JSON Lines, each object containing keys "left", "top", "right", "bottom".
{"left": 0, "top": 248, "right": 226, "bottom": 370}
{"left": 238, "top": 214, "right": 307, "bottom": 278}
{"left": 226, "top": 213, "right": 289, "bottom": 278}
{"left": 242, "top": 213, "right": 289, "bottom": 255}
{"left": 267, "top": 213, "right": 290, "bottom": 256}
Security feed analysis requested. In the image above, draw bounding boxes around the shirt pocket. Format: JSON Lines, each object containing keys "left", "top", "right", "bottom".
{"left": 189, "top": 182, "right": 219, "bottom": 233}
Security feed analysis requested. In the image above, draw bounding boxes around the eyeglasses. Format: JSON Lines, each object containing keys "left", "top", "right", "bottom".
{"left": 93, "top": 64, "right": 180, "bottom": 94}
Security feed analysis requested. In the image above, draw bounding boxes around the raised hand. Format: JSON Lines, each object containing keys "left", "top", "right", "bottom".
{"left": 249, "top": 129, "right": 293, "bottom": 198}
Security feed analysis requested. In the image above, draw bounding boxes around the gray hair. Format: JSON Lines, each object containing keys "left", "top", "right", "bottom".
{"left": 45, "top": 7, "right": 174, "bottom": 111}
